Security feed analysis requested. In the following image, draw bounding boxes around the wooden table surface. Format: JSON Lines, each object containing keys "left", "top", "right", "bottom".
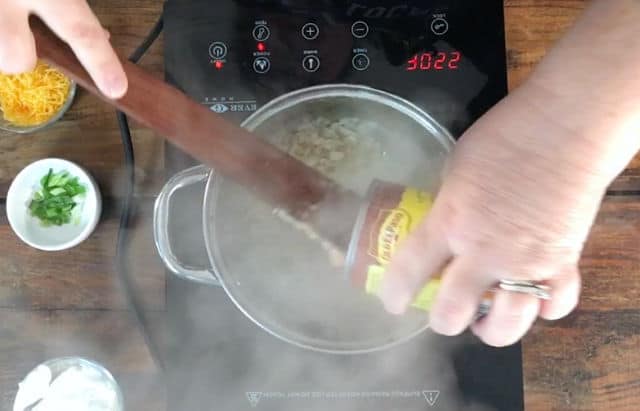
{"left": 1, "top": 1, "right": 638, "bottom": 410}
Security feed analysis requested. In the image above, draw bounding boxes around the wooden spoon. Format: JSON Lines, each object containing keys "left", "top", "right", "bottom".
{"left": 29, "top": 16, "right": 362, "bottom": 251}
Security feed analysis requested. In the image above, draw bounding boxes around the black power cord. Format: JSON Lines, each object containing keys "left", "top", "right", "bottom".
{"left": 115, "top": 15, "right": 165, "bottom": 371}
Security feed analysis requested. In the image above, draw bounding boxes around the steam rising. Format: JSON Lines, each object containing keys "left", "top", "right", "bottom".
{"left": 167, "top": 278, "right": 500, "bottom": 411}
{"left": 162, "top": 35, "right": 502, "bottom": 408}
{"left": 208, "top": 94, "right": 450, "bottom": 353}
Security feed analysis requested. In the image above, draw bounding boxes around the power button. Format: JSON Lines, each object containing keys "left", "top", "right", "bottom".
{"left": 208, "top": 42, "right": 228, "bottom": 59}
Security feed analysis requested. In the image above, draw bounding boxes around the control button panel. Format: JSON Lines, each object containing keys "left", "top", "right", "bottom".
{"left": 209, "top": 15, "right": 456, "bottom": 76}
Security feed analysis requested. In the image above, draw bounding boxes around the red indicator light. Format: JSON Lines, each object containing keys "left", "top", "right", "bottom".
{"left": 214, "top": 60, "right": 223, "bottom": 69}
{"left": 257, "top": 42, "right": 266, "bottom": 52}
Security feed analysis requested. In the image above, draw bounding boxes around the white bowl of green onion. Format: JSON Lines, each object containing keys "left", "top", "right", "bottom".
{"left": 6, "top": 158, "right": 101, "bottom": 251}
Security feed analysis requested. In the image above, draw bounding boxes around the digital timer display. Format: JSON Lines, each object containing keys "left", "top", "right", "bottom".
{"left": 406, "top": 51, "right": 461, "bottom": 71}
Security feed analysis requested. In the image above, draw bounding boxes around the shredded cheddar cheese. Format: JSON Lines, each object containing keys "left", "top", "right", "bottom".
{"left": 0, "top": 61, "right": 71, "bottom": 127}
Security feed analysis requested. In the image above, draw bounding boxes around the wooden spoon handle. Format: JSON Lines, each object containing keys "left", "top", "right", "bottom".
{"left": 29, "top": 16, "right": 340, "bottom": 217}
{"left": 30, "top": 16, "right": 363, "bottom": 251}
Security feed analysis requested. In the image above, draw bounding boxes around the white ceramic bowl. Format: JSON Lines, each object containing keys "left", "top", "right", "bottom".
{"left": 6, "top": 158, "right": 101, "bottom": 251}
{"left": 13, "top": 357, "right": 124, "bottom": 411}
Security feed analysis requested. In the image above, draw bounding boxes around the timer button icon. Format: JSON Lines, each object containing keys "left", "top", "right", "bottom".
{"left": 253, "top": 57, "right": 271, "bottom": 74}
{"left": 302, "top": 55, "right": 320, "bottom": 73}
{"left": 253, "top": 25, "right": 270, "bottom": 41}
{"left": 430, "top": 17, "right": 449, "bottom": 36}
{"left": 301, "top": 22, "right": 320, "bottom": 40}
{"left": 351, "top": 21, "right": 369, "bottom": 39}
{"left": 352, "top": 53, "right": 370, "bottom": 71}
{"left": 208, "top": 42, "right": 228, "bottom": 59}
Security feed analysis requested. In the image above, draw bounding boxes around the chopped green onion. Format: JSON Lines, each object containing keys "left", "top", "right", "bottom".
{"left": 28, "top": 168, "right": 87, "bottom": 227}
{"left": 49, "top": 187, "right": 66, "bottom": 196}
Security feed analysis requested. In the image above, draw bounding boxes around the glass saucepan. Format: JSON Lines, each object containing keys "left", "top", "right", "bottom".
{"left": 154, "top": 84, "right": 454, "bottom": 354}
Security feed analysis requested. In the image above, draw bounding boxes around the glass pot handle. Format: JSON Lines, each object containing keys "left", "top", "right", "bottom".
{"left": 153, "top": 165, "right": 221, "bottom": 286}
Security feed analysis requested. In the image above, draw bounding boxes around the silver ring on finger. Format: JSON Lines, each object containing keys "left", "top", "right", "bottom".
{"left": 496, "top": 279, "right": 551, "bottom": 300}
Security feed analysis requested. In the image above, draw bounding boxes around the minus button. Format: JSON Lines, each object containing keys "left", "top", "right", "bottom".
{"left": 351, "top": 21, "right": 369, "bottom": 39}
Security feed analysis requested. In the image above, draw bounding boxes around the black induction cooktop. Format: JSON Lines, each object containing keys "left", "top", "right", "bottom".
{"left": 161, "top": 1, "right": 521, "bottom": 410}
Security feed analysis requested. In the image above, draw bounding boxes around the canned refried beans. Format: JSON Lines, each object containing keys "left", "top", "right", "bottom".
{"left": 345, "top": 179, "right": 441, "bottom": 311}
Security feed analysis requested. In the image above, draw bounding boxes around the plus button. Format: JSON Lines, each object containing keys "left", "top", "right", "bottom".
{"left": 301, "top": 23, "right": 319, "bottom": 40}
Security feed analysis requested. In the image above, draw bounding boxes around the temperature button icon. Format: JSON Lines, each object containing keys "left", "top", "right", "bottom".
{"left": 252, "top": 25, "right": 270, "bottom": 41}
{"left": 208, "top": 42, "right": 228, "bottom": 59}
{"left": 302, "top": 55, "right": 320, "bottom": 73}
{"left": 253, "top": 57, "right": 271, "bottom": 73}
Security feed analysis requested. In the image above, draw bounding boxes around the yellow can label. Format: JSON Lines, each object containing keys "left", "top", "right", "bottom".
{"left": 360, "top": 184, "right": 438, "bottom": 311}
{"left": 370, "top": 187, "right": 433, "bottom": 265}
{"left": 365, "top": 264, "right": 441, "bottom": 311}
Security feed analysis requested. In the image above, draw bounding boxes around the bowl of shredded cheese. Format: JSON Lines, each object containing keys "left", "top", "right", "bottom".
{"left": 0, "top": 60, "right": 76, "bottom": 133}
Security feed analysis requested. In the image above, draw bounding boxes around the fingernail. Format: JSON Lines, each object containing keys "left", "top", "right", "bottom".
{"left": 378, "top": 277, "right": 412, "bottom": 315}
{"left": 105, "top": 73, "right": 127, "bottom": 99}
